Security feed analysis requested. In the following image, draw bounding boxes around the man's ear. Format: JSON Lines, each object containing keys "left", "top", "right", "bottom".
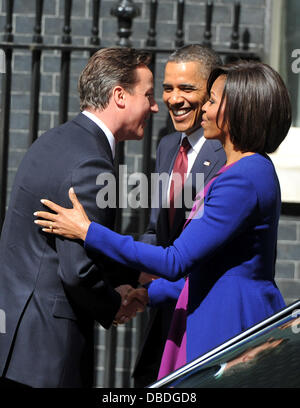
{"left": 113, "top": 85, "right": 126, "bottom": 108}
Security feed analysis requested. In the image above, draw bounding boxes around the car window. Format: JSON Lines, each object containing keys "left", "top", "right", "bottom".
{"left": 162, "top": 313, "right": 300, "bottom": 388}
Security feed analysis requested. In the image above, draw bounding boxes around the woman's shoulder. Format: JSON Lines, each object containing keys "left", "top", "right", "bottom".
{"left": 233, "top": 152, "right": 273, "bottom": 169}
{"left": 224, "top": 153, "right": 276, "bottom": 182}
{"left": 214, "top": 153, "right": 279, "bottom": 204}
{"left": 209, "top": 153, "right": 278, "bottom": 196}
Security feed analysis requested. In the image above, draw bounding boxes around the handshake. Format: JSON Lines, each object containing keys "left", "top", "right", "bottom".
{"left": 113, "top": 285, "right": 149, "bottom": 326}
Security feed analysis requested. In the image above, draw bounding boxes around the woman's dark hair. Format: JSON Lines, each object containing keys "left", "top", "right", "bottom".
{"left": 206, "top": 60, "right": 292, "bottom": 153}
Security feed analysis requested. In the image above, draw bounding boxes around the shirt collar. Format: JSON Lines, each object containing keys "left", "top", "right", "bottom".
{"left": 181, "top": 127, "right": 204, "bottom": 154}
{"left": 82, "top": 110, "right": 116, "bottom": 159}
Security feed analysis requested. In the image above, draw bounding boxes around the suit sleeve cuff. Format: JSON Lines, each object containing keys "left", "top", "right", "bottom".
{"left": 84, "top": 221, "right": 99, "bottom": 250}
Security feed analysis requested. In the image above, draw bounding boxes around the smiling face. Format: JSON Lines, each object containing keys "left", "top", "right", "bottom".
{"left": 163, "top": 61, "right": 208, "bottom": 135}
{"left": 201, "top": 75, "right": 229, "bottom": 143}
{"left": 121, "top": 65, "right": 159, "bottom": 141}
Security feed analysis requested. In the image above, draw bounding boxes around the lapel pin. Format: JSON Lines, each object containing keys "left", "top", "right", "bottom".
{"left": 203, "top": 161, "right": 211, "bottom": 166}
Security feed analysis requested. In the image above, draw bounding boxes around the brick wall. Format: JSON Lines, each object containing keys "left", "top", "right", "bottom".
{"left": 277, "top": 216, "right": 300, "bottom": 305}
{"left": 1, "top": 0, "right": 299, "bottom": 388}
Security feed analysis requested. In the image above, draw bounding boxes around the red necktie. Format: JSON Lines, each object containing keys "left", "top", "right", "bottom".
{"left": 169, "top": 137, "right": 191, "bottom": 227}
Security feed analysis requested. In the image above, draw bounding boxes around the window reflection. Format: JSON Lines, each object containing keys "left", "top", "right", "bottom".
{"left": 166, "top": 314, "right": 300, "bottom": 388}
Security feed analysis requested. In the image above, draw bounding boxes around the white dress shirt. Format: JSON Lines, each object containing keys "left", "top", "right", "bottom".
{"left": 183, "top": 127, "right": 206, "bottom": 175}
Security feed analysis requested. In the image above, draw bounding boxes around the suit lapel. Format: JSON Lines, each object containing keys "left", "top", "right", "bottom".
{"left": 169, "top": 137, "right": 226, "bottom": 242}
{"left": 72, "top": 113, "right": 113, "bottom": 163}
{"left": 190, "top": 139, "right": 225, "bottom": 186}
{"left": 161, "top": 132, "right": 182, "bottom": 175}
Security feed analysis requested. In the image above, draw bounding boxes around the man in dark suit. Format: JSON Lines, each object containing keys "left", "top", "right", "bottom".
{"left": 0, "top": 48, "right": 158, "bottom": 388}
{"left": 132, "top": 45, "right": 226, "bottom": 387}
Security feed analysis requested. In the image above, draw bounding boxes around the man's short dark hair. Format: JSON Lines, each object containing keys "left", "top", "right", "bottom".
{"left": 168, "top": 44, "right": 223, "bottom": 79}
{"left": 207, "top": 60, "right": 292, "bottom": 153}
{"left": 78, "top": 47, "right": 152, "bottom": 111}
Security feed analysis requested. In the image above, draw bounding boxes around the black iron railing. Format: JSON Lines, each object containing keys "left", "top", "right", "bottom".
{"left": 0, "top": 0, "right": 260, "bottom": 388}
{"left": 0, "top": 0, "right": 260, "bottom": 229}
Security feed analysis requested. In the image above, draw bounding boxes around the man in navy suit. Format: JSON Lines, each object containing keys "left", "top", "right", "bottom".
{"left": 132, "top": 45, "right": 226, "bottom": 387}
{"left": 0, "top": 48, "right": 158, "bottom": 388}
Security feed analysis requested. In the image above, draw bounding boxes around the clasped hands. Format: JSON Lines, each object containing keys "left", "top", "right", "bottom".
{"left": 113, "top": 285, "right": 148, "bottom": 326}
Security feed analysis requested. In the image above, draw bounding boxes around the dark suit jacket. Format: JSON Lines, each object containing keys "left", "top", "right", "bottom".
{"left": 0, "top": 113, "right": 132, "bottom": 388}
{"left": 132, "top": 129, "right": 226, "bottom": 387}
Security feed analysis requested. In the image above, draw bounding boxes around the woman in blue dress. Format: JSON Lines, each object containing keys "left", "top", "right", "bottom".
{"left": 34, "top": 60, "right": 291, "bottom": 378}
